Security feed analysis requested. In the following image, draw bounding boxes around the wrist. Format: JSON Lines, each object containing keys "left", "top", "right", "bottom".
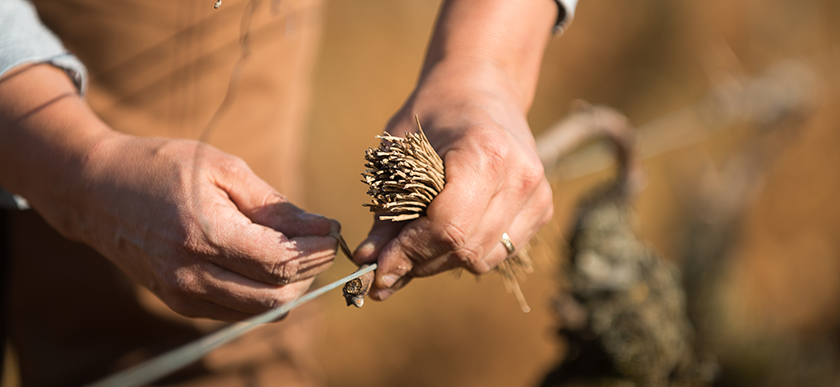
{"left": 26, "top": 122, "right": 117, "bottom": 242}
{"left": 416, "top": 58, "right": 526, "bottom": 112}
{"left": 390, "top": 63, "right": 538, "bottom": 160}
{"left": 0, "top": 64, "right": 117, "bottom": 238}
{"left": 419, "top": 0, "right": 556, "bottom": 111}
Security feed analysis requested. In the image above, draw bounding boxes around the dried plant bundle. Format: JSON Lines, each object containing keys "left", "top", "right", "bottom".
{"left": 362, "top": 116, "right": 533, "bottom": 312}
{"left": 362, "top": 116, "right": 445, "bottom": 221}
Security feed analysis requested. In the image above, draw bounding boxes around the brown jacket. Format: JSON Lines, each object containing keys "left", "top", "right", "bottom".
{"left": 5, "top": 0, "right": 325, "bottom": 385}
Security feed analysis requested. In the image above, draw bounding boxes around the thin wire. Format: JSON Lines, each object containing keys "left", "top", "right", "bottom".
{"left": 84, "top": 263, "right": 376, "bottom": 387}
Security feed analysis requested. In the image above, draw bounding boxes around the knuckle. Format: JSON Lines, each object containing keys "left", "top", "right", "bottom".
{"left": 181, "top": 217, "right": 222, "bottom": 255}
{"left": 473, "top": 129, "right": 510, "bottom": 169}
{"left": 219, "top": 154, "right": 251, "bottom": 177}
{"left": 200, "top": 233, "right": 222, "bottom": 255}
{"left": 522, "top": 160, "right": 545, "bottom": 189}
{"left": 183, "top": 230, "right": 213, "bottom": 256}
{"left": 270, "top": 258, "right": 299, "bottom": 285}
{"left": 518, "top": 158, "right": 546, "bottom": 191}
{"left": 163, "top": 268, "right": 202, "bottom": 297}
{"left": 453, "top": 244, "right": 484, "bottom": 270}
{"left": 392, "top": 261, "right": 413, "bottom": 277}
{"left": 438, "top": 221, "right": 469, "bottom": 252}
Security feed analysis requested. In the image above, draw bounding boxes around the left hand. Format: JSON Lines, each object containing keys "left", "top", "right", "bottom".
{"left": 353, "top": 62, "right": 554, "bottom": 300}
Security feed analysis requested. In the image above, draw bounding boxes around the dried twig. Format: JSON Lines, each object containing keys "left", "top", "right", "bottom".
{"left": 495, "top": 250, "right": 535, "bottom": 312}
{"left": 537, "top": 61, "right": 816, "bottom": 183}
{"left": 537, "top": 105, "right": 701, "bottom": 387}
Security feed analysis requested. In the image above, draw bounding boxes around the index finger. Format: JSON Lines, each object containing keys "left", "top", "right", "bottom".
{"left": 201, "top": 199, "right": 338, "bottom": 286}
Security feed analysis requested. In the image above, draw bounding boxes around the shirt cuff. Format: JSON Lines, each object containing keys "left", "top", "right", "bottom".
{"left": 553, "top": 0, "right": 578, "bottom": 35}
{"left": 0, "top": 190, "right": 30, "bottom": 211}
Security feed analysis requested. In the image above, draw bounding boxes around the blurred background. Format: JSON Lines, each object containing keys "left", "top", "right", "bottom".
{"left": 4, "top": 0, "right": 839, "bottom": 386}
{"left": 302, "top": 0, "right": 840, "bottom": 386}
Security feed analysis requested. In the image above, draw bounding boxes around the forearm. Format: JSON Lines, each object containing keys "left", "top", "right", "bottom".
{"left": 420, "top": 0, "right": 558, "bottom": 111}
{"left": 0, "top": 64, "right": 113, "bottom": 235}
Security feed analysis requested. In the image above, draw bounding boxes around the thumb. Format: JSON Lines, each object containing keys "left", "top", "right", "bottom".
{"left": 353, "top": 216, "right": 406, "bottom": 265}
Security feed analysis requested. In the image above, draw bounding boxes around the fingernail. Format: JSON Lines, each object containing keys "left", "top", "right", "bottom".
{"left": 375, "top": 288, "right": 394, "bottom": 300}
{"left": 380, "top": 274, "right": 400, "bottom": 288}
{"left": 354, "top": 237, "right": 379, "bottom": 258}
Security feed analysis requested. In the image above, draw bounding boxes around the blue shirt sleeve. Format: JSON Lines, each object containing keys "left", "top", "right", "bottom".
{"left": 0, "top": 0, "right": 87, "bottom": 93}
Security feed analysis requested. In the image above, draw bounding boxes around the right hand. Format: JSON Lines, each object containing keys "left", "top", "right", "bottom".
{"left": 57, "top": 134, "right": 338, "bottom": 321}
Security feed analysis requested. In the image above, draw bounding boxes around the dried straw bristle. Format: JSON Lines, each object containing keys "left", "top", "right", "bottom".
{"left": 361, "top": 115, "right": 534, "bottom": 312}
{"left": 496, "top": 250, "right": 535, "bottom": 313}
{"left": 362, "top": 116, "right": 445, "bottom": 221}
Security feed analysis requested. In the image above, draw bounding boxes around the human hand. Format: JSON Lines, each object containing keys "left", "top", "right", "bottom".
{"left": 58, "top": 134, "right": 338, "bottom": 321}
{"left": 0, "top": 64, "right": 337, "bottom": 321}
{"left": 353, "top": 63, "right": 554, "bottom": 301}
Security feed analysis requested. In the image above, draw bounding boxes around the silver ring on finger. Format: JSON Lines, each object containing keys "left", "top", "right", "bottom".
{"left": 500, "top": 232, "right": 516, "bottom": 257}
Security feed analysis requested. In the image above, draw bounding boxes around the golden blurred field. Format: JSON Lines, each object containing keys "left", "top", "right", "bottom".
{"left": 302, "top": 0, "right": 840, "bottom": 386}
